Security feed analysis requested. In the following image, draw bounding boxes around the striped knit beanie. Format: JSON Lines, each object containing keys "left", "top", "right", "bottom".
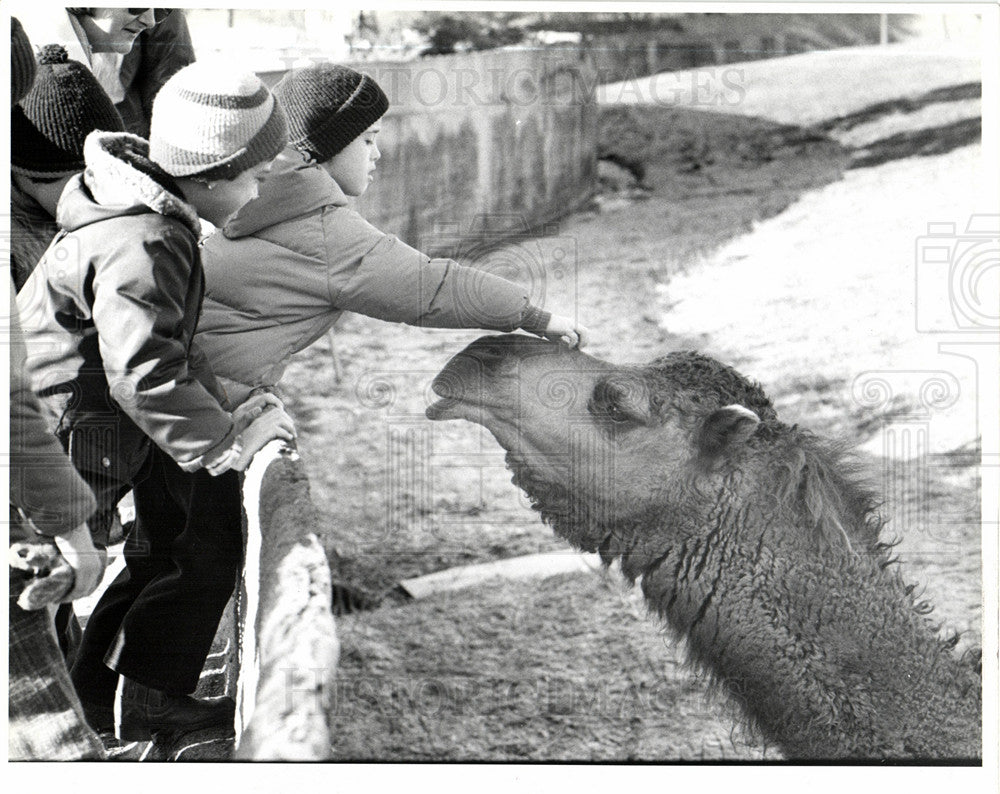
{"left": 273, "top": 63, "right": 388, "bottom": 163}
{"left": 150, "top": 62, "right": 288, "bottom": 180}
{"left": 11, "top": 17, "right": 36, "bottom": 104}
{"left": 11, "top": 45, "right": 125, "bottom": 178}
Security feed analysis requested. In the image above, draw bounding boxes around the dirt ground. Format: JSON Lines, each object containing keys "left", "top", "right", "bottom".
{"left": 267, "top": 46, "right": 986, "bottom": 761}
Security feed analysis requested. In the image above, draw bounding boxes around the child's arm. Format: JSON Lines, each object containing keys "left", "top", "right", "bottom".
{"left": 324, "top": 210, "right": 587, "bottom": 344}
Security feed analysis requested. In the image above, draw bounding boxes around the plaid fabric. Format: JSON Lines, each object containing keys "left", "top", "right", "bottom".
{"left": 8, "top": 582, "right": 106, "bottom": 761}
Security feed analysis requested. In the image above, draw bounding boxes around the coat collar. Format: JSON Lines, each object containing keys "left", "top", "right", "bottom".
{"left": 222, "top": 146, "right": 347, "bottom": 239}
{"left": 65, "top": 131, "right": 202, "bottom": 237}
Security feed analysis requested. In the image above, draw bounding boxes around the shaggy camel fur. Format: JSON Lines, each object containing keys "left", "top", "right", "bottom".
{"left": 426, "top": 334, "right": 981, "bottom": 760}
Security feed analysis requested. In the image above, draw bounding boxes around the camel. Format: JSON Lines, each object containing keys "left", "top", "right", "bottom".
{"left": 425, "top": 334, "right": 981, "bottom": 760}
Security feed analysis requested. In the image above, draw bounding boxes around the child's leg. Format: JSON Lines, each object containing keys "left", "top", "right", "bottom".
{"left": 104, "top": 447, "right": 243, "bottom": 695}
{"left": 70, "top": 445, "right": 179, "bottom": 718}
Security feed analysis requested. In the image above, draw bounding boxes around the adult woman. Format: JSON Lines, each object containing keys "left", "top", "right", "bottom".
{"left": 17, "top": 8, "right": 158, "bottom": 97}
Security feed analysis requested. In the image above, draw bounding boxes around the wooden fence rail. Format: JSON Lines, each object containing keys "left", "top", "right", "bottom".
{"left": 234, "top": 440, "right": 339, "bottom": 760}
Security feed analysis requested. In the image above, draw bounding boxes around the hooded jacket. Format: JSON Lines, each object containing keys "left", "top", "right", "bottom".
{"left": 15, "top": 132, "right": 237, "bottom": 472}
{"left": 196, "top": 148, "right": 550, "bottom": 407}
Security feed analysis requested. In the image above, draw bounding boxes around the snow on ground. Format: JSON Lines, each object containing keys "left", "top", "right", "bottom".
{"left": 658, "top": 144, "right": 990, "bottom": 458}
{"left": 832, "top": 97, "right": 981, "bottom": 148}
{"left": 598, "top": 40, "right": 982, "bottom": 126}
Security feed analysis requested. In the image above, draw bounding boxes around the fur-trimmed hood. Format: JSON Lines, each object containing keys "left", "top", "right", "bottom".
{"left": 57, "top": 131, "right": 202, "bottom": 238}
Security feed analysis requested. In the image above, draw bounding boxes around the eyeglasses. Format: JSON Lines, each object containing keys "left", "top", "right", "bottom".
{"left": 126, "top": 9, "right": 174, "bottom": 23}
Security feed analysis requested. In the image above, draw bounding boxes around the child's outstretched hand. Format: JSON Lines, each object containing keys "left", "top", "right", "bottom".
{"left": 544, "top": 314, "right": 590, "bottom": 349}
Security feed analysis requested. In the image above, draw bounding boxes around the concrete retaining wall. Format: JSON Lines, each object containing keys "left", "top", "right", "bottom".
{"left": 261, "top": 46, "right": 597, "bottom": 249}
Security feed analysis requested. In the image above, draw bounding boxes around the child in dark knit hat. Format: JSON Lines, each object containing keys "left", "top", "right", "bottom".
{"left": 196, "top": 62, "right": 587, "bottom": 611}
{"left": 197, "top": 63, "right": 588, "bottom": 412}
{"left": 16, "top": 61, "right": 294, "bottom": 743}
{"left": 10, "top": 44, "right": 126, "bottom": 291}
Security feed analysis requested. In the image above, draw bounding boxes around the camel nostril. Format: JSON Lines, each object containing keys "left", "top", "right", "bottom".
{"left": 431, "top": 379, "right": 454, "bottom": 399}
{"left": 431, "top": 369, "right": 468, "bottom": 400}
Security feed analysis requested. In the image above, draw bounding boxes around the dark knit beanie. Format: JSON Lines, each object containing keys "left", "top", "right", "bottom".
{"left": 273, "top": 63, "right": 389, "bottom": 163}
{"left": 150, "top": 62, "right": 288, "bottom": 180}
{"left": 11, "top": 45, "right": 125, "bottom": 178}
{"left": 11, "top": 18, "right": 36, "bottom": 104}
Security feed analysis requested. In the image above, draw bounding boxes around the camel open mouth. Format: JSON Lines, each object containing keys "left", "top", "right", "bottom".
{"left": 424, "top": 394, "right": 465, "bottom": 421}
{"left": 426, "top": 356, "right": 502, "bottom": 423}
{"left": 425, "top": 386, "right": 493, "bottom": 424}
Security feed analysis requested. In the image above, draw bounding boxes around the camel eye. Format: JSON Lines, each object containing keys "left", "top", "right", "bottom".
{"left": 589, "top": 380, "right": 642, "bottom": 429}
{"left": 606, "top": 403, "right": 632, "bottom": 423}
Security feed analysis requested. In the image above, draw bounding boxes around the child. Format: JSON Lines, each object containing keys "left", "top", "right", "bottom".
{"left": 196, "top": 63, "right": 588, "bottom": 410}
{"left": 16, "top": 62, "right": 294, "bottom": 741}
{"left": 11, "top": 44, "right": 126, "bottom": 290}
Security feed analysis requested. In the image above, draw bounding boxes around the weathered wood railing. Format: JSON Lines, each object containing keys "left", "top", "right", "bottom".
{"left": 233, "top": 440, "right": 339, "bottom": 760}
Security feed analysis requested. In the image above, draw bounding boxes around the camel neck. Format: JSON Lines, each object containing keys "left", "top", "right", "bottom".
{"left": 637, "top": 529, "right": 980, "bottom": 759}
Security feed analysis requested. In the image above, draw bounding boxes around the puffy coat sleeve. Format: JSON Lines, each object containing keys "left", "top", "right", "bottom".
{"left": 89, "top": 227, "right": 237, "bottom": 468}
{"left": 323, "top": 209, "right": 551, "bottom": 333}
{"left": 8, "top": 279, "right": 97, "bottom": 539}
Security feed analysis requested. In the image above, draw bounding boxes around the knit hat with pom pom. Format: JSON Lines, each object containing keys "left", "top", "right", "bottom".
{"left": 149, "top": 62, "right": 288, "bottom": 180}
{"left": 11, "top": 44, "right": 125, "bottom": 178}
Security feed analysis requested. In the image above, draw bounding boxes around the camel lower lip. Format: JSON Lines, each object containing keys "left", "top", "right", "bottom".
{"left": 426, "top": 397, "right": 471, "bottom": 421}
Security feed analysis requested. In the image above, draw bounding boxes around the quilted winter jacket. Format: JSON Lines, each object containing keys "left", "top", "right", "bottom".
{"left": 15, "top": 132, "right": 237, "bottom": 471}
{"left": 196, "top": 147, "right": 549, "bottom": 407}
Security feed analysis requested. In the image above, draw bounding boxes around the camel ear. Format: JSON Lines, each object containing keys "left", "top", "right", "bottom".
{"left": 698, "top": 404, "right": 760, "bottom": 462}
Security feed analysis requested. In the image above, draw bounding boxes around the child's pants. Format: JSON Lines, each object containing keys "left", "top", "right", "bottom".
{"left": 70, "top": 444, "right": 243, "bottom": 704}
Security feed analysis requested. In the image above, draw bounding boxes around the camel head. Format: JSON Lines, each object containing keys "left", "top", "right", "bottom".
{"left": 426, "top": 334, "right": 807, "bottom": 559}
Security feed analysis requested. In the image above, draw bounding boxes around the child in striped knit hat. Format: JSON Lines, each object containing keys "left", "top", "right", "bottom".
{"left": 16, "top": 61, "right": 294, "bottom": 743}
